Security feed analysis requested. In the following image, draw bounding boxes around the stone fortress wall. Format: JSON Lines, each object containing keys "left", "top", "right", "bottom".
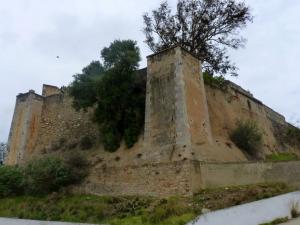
{"left": 5, "top": 46, "right": 300, "bottom": 196}
{"left": 5, "top": 86, "right": 99, "bottom": 165}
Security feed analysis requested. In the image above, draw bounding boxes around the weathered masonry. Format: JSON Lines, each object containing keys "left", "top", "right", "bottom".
{"left": 6, "top": 85, "right": 98, "bottom": 165}
{"left": 5, "top": 46, "right": 300, "bottom": 196}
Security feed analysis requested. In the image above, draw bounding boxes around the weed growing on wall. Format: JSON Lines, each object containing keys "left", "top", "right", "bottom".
{"left": 230, "top": 120, "right": 263, "bottom": 158}
{"left": 203, "top": 72, "right": 228, "bottom": 90}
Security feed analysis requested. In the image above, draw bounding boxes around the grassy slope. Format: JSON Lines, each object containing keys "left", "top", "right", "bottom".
{"left": 0, "top": 183, "right": 293, "bottom": 225}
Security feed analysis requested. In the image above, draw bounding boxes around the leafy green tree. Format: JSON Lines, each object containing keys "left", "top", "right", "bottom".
{"left": 24, "top": 157, "right": 73, "bottom": 195}
{"left": 143, "top": 0, "right": 253, "bottom": 76}
{"left": 101, "top": 40, "right": 140, "bottom": 70}
{"left": 69, "top": 61, "right": 104, "bottom": 110}
{"left": 69, "top": 40, "right": 145, "bottom": 151}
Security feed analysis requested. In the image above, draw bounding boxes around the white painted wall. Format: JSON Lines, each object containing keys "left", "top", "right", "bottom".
{"left": 188, "top": 191, "right": 300, "bottom": 225}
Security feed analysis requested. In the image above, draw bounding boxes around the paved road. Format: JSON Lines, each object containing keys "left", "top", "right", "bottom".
{"left": 280, "top": 217, "right": 300, "bottom": 225}
{"left": 0, "top": 218, "right": 104, "bottom": 225}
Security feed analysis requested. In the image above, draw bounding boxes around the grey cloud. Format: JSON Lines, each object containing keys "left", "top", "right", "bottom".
{"left": 229, "top": 0, "right": 300, "bottom": 122}
{"left": 0, "top": 0, "right": 299, "bottom": 142}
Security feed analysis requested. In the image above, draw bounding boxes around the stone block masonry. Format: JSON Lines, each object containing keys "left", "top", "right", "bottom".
{"left": 200, "top": 160, "right": 300, "bottom": 189}
{"left": 77, "top": 160, "right": 194, "bottom": 197}
{"left": 5, "top": 46, "right": 300, "bottom": 196}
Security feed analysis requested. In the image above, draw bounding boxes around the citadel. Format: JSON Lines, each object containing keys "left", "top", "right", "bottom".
{"left": 5, "top": 46, "right": 300, "bottom": 196}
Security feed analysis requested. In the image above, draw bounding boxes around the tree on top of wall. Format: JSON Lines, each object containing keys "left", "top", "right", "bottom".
{"left": 143, "top": 0, "right": 253, "bottom": 76}
{"left": 69, "top": 40, "right": 145, "bottom": 152}
{"left": 69, "top": 61, "right": 104, "bottom": 111}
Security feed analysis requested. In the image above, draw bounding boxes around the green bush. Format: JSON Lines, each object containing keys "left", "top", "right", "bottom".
{"left": 0, "top": 166, "right": 24, "bottom": 197}
{"left": 230, "top": 120, "right": 263, "bottom": 157}
{"left": 203, "top": 72, "right": 227, "bottom": 90}
{"left": 24, "top": 157, "right": 73, "bottom": 195}
{"left": 0, "top": 155, "right": 89, "bottom": 197}
{"left": 101, "top": 126, "right": 122, "bottom": 152}
{"left": 64, "top": 152, "right": 88, "bottom": 184}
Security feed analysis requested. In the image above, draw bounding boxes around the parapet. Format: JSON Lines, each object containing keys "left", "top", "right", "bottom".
{"left": 42, "top": 84, "right": 61, "bottom": 97}
{"left": 17, "top": 90, "right": 43, "bottom": 102}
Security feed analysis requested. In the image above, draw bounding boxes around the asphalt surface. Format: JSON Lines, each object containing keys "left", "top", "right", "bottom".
{"left": 280, "top": 217, "right": 300, "bottom": 225}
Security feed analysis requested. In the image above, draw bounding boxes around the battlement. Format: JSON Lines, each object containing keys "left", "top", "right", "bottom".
{"left": 17, "top": 90, "right": 44, "bottom": 102}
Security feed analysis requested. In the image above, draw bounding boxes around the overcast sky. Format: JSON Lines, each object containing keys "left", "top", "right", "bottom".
{"left": 0, "top": 0, "right": 299, "bottom": 142}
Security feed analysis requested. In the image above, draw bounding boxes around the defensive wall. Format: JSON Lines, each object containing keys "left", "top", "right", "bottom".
{"left": 5, "top": 86, "right": 99, "bottom": 165}
{"left": 5, "top": 46, "right": 300, "bottom": 196}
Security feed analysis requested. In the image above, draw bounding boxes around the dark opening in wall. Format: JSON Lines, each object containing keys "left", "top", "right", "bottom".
{"left": 247, "top": 100, "right": 252, "bottom": 111}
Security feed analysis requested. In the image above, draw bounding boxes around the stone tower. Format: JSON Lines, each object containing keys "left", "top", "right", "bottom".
{"left": 5, "top": 85, "right": 62, "bottom": 165}
{"left": 5, "top": 90, "right": 43, "bottom": 165}
{"left": 144, "top": 46, "right": 213, "bottom": 163}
